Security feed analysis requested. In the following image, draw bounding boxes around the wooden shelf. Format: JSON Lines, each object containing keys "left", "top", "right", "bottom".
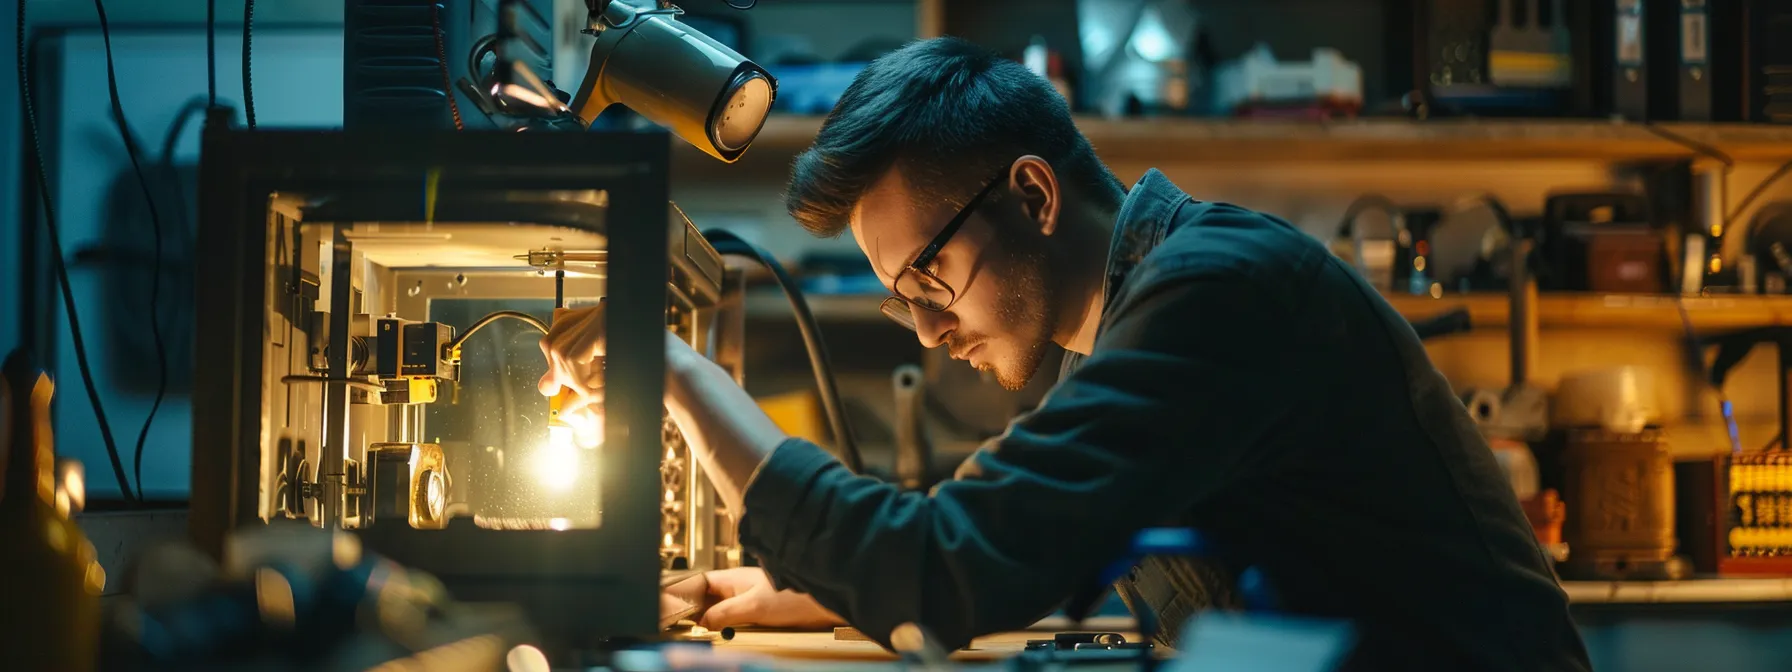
{"left": 675, "top": 116, "right": 1792, "bottom": 170}
{"left": 748, "top": 288, "right": 1792, "bottom": 332}
{"left": 1563, "top": 578, "right": 1792, "bottom": 604}
{"left": 1389, "top": 292, "right": 1792, "bottom": 331}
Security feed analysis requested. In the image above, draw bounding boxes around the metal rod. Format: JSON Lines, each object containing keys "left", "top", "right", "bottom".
{"left": 1509, "top": 234, "right": 1533, "bottom": 387}
{"left": 556, "top": 268, "right": 565, "bottom": 308}
{"left": 321, "top": 224, "right": 355, "bottom": 529}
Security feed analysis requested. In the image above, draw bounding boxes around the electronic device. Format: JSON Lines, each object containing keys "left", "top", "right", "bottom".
{"left": 189, "top": 126, "right": 749, "bottom": 651}
{"left": 189, "top": 0, "right": 775, "bottom": 657}
{"left": 1743, "top": 0, "right": 1792, "bottom": 123}
{"left": 1409, "top": 0, "right": 1575, "bottom": 117}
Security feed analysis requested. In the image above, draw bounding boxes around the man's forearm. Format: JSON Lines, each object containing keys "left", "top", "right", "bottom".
{"left": 662, "top": 332, "right": 789, "bottom": 513}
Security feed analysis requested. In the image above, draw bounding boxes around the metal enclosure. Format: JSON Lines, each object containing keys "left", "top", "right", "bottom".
{"left": 190, "top": 121, "right": 743, "bottom": 648}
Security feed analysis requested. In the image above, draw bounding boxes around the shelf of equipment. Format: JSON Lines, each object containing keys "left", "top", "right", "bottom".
{"left": 676, "top": 116, "right": 1792, "bottom": 170}
{"left": 747, "top": 288, "right": 1792, "bottom": 332}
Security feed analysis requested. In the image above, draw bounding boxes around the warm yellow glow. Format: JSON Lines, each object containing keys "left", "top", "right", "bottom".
{"left": 58, "top": 461, "right": 85, "bottom": 515}
{"left": 535, "top": 426, "right": 580, "bottom": 492}
{"left": 256, "top": 567, "right": 297, "bottom": 627}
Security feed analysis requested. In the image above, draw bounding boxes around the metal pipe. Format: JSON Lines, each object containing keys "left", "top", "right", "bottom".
{"left": 321, "top": 225, "right": 356, "bottom": 529}
{"left": 892, "top": 364, "right": 932, "bottom": 491}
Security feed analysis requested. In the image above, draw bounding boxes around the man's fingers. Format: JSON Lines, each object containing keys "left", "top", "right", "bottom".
{"left": 561, "top": 409, "right": 606, "bottom": 448}
{"left": 557, "top": 388, "right": 605, "bottom": 417}
{"left": 538, "top": 304, "right": 607, "bottom": 397}
{"left": 698, "top": 595, "right": 755, "bottom": 629}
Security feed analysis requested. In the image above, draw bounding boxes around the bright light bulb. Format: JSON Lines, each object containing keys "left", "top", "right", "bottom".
{"left": 535, "top": 426, "right": 580, "bottom": 492}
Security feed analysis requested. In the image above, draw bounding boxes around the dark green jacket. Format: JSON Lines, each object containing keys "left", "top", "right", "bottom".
{"left": 739, "top": 170, "right": 1591, "bottom": 671}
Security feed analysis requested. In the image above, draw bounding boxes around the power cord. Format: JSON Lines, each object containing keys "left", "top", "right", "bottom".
{"left": 243, "top": 0, "right": 257, "bottom": 129}
{"left": 1729, "top": 159, "right": 1792, "bottom": 227}
{"left": 207, "top": 0, "right": 217, "bottom": 106}
{"left": 702, "top": 229, "right": 864, "bottom": 474}
{"left": 432, "top": 4, "right": 465, "bottom": 130}
{"left": 18, "top": 0, "right": 140, "bottom": 505}
{"left": 91, "top": 0, "right": 173, "bottom": 503}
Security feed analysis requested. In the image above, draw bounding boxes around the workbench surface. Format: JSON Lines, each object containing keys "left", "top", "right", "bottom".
{"left": 695, "top": 617, "right": 1140, "bottom": 664}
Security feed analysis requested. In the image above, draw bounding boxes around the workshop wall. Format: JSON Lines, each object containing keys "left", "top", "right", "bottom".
{"left": 32, "top": 27, "right": 343, "bottom": 499}
{"left": 2, "top": 0, "right": 21, "bottom": 363}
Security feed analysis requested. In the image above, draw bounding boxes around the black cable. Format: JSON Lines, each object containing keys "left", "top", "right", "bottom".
{"left": 431, "top": 4, "right": 464, "bottom": 130}
{"left": 207, "top": 0, "right": 216, "bottom": 106}
{"left": 447, "top": 310, "right": 550, "bottom": 352}
{"left": 242, "top": 0, "right": 256, "bottom": 129}
{"left": 18, "top": 0, "right": 140, "bottom": 505}
{"left": 158, "top": 97, "right": 210, "bottom": 241}
{"left": 91, "top": 0, "right": 172, "bottom": 502}
{"left": 1729, "top": 159, "right": 1792, "bottom": 227}
{"left": 702, "top": 229, "right": 863, "bottom": 474}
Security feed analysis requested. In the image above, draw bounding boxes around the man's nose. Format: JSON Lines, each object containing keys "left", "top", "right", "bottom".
{"left": 912, "top": 309, "right": 955, "bottom": 349}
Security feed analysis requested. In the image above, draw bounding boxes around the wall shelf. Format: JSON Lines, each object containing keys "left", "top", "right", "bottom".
{"left": 1563, "top": 578, "right": 1792, "bottom": 605}
{"left": 748, "top": 287, "right": 1792, "bottom": 332}
{"left": 1389, "top": 292, "right": 1792, "bottom": 331}
{"left": 677, "top": 116, "right": 1792, "bottom": 171}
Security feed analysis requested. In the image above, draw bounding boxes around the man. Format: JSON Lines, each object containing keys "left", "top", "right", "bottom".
{"left": 540, "top": 37, "right": 1590, "bottom": 670}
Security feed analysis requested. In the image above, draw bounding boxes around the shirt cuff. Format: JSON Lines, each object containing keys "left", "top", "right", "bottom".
{"left": 737, "top": 437, "right": 840, "bottom": 584}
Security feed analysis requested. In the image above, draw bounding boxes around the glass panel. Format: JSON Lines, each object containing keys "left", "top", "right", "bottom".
{"left": 426, "top": 298, "right": 602, "bottom": 530}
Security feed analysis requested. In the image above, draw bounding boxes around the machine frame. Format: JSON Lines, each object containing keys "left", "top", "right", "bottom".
{"left": 190, "top": 119, "right": 694, "bottom": 645}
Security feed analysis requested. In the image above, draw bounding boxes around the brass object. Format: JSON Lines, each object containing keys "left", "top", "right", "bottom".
{"left": 2, "top": 354, "right": 104, "bottom": 671}
{"left": 370, "top": 443, "right": 450, "bottom": 530}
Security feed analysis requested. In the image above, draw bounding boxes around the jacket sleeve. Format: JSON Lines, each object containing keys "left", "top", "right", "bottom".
{"left": 736, "top": 270, "right": 1314, "bottom": 651}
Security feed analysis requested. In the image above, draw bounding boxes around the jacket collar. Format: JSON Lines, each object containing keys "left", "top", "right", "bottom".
{"left": 1100, "top": 168, "right": 1191, "bottom": 312}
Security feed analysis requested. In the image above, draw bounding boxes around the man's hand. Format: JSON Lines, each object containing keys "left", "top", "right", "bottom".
{"left": 538, "top": 305, "right": 606, "bottom": 447}
{"left": 697, "top": 567, "right": 846, "bottom": 630}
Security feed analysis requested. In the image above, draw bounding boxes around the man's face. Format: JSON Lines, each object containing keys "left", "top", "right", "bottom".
{"left": 851, "top": 167, "right": 1060, "bottom": 391}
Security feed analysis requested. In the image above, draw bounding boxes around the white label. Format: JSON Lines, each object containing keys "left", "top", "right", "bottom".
{"left": 1683, "top": 13, "right": 1708, "bottom": 63}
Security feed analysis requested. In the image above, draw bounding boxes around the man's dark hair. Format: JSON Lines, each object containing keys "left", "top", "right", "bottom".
{"left": 785, "top": 37, "right": 1124, "bottom": 238}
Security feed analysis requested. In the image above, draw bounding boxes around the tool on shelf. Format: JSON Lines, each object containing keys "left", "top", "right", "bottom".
{"left": 1702, "top": 326, "right": 1792, "bottom": 574}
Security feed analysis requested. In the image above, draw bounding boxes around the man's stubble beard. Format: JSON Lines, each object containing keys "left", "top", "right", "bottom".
{"left": 987, "top": 231, "right": 1057, "bottom": 391}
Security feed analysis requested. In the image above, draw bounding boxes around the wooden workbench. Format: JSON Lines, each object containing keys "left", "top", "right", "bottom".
{"left": 680, "top": 616, "right": 1141, "bottom": 666}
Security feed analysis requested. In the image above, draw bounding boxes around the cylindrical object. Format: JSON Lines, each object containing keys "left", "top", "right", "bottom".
{"left": 1561, "top": 429, "right": 1678, "bottom": 580}
{"left": 892, "top": 364, "right": 931, "bottom": 491}
{"left": 1553, "top": 366, "right": 1661, "bottom": 433}
{"left": 1509, "top": 236, "right": 1537, "bottom": 386}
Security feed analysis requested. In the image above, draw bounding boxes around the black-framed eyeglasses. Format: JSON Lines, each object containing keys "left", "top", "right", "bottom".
{"left": 879, "top": 167, "right": 1009, "bottom": 331}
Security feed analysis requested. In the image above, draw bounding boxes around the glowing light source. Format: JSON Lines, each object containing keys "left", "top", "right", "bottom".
{"left": 534, "top": 426, "right": 580, "bottom": 492}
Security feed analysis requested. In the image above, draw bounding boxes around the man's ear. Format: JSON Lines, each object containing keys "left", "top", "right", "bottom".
{"left": 1011, "top": 155, "right": 1061, "bottom": 236}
